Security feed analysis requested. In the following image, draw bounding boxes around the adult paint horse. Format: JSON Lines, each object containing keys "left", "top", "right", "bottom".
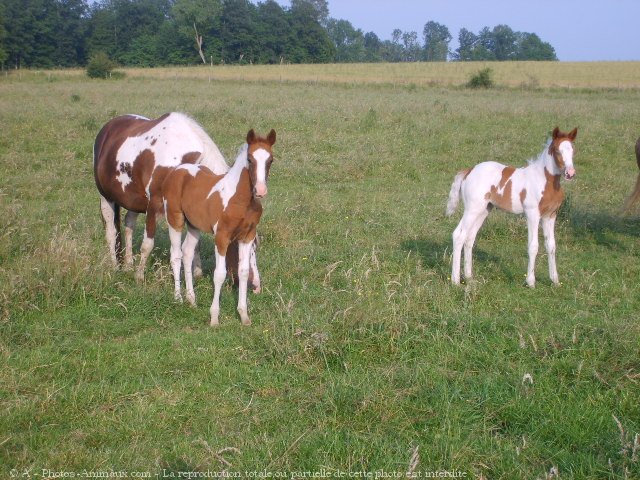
{"left": 623, "top": 138, "right": 640, "bottom": 212}
{"left": 150, "top": 129, "right": 276, "bottom": 326}
{"left": 446, "top": 127, "right": 578, "bottom": 287}
{"left": 93, "top": 112, "right": 260, "bottom": 291}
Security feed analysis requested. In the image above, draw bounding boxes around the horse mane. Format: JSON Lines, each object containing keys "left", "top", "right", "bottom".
{"left": 527, "top": 138, "right": 553, "bottom": 166}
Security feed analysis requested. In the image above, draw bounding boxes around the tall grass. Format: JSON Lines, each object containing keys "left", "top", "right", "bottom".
{"left": 5, "top": 60, "right": 640, "bottom": 89}
{"left": 0, "top": 67, "right": 639, "bottom": 478}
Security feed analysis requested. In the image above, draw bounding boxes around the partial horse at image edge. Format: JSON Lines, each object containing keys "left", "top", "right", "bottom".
{"left": 622, "top": 138, "right": 640, "bottom": 212}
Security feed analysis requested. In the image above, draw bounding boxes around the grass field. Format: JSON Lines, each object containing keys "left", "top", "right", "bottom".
{"left": 1, "top": 63, "right": 640, "bottom": 478}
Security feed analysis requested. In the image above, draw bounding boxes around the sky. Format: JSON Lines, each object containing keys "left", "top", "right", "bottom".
{"left": 311, "top": 0, "right": 639, "bottom": 62}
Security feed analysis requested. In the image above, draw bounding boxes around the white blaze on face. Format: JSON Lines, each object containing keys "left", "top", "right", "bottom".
{"left": 252, "top": 148, "right": 270, "bottom": 197}
{"left": 558, "top": 140, "right": 576, "bottom": 177}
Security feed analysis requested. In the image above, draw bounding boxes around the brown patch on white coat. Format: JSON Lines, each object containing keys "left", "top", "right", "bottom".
{"left": 155, "top": 129, "right": 276, "bottom": 326}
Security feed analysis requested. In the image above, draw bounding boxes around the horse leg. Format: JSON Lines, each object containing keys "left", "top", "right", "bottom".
{"left": 193, "top": 241, "right": 203, "bottom": 280}
{"left": 249, "top": 239, "right": 261, "bottom": 294}
{"left": 168, "top": 224, "right": 184, "bottom": 302}
{"left": 236, "top": 240, "right": 253, "bottom": 326}
{"left": 182, "top": 226, "right": 201, "bottom": 306}
{"left": 136, "top": 203, "right": 159, "bottom": 282}
{"left": 451, "top": 209, "right": 483, "bottom": 284}
{"left": 210, "top": 243, "right": 228, "bottom": 327}
{"left": 99, "top": 195, "right": 121, "bottom": 267}
{"left": 464, "top": 208, "right": 489, "bottom": 281}
{"left": 123, "top": 210, "right": 139, "bottom": 269}
{"left": 541, "top": 215, "right": 559, "bottom": 285}
{"left": 525, "top": 209, "right": 541, "bottom": 287}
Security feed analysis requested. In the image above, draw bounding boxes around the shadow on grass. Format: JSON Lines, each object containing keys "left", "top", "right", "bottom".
{"left": 400, "top": 237, "right": 517, "bottom": 283}
{"left": 561, "top": 199, "right": 640, "bottom": 250}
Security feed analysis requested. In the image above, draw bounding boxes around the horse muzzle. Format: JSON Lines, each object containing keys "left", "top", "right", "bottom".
{"left": 565, "top": 167, "right": 576, "bottom": 180}
{"left": 254, "top": 182, "right": 268, "bottom": 199}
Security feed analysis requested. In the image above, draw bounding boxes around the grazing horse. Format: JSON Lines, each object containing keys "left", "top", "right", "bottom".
{"left": 623, "top": 138, "right": 640, "bottom": 212}
{"left": 151, "top": 129, "right": 276, "bottom": 326}
{"left": 446, "top": 127, "right": 578, "bottom": 287}
{"left": 93, "top": 112, "right": 260, "bottom": 291}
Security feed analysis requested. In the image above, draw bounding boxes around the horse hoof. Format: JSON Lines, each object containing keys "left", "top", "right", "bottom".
{"left": 210, "top": 318, "right": 220, "bottom": 327}
{"left": 134, "top": 271, "right": 145, "bottom": 283}
{"left": 241, "top": 318, "right": 252, "bottom": 326}
{"left": 194, "top": 268, "right": 203, "bottom": 280}
{"left": 174, "top": 293, "right": 183, "bottom": 303}
{"left": 252, "top": 285, "right": 261, "bottom": 294}
{"left": 186, "top": 294, "right": 196, "bottom": 307}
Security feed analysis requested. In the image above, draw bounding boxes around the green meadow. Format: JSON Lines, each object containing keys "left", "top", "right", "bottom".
{"left": 1, "top": 64, "right": 639, "bottom": 479}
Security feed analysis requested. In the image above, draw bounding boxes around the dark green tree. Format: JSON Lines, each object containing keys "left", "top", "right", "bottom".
{"left": 452, "top": 27, "right": 477, "bottom": 61}
{"left": 0, "top": 1, "right": 9, "bottom": 66}
{"left": 218, "top": 0, "right": 257, "bottom": 63}
{"left": 516, "top": 32, "right": 556, "bottom": 60}
{"left": 363, "top": 31, "right": 381, "bottom": 62}
{"left": 172, "top": 0, "right": 222, "bottom": 63}
{"left": 492, "top": 24, "right": 517, "bottom": 60}
{"left": 325, "top": 18, "right": 365, "bottom": 63}
{"left": 253, "top": 0, "right": 290, "bottom": 63}
{"left": 290, "top": 0, "right": 328, "bottom": 26}
{"left": 401, "top": 30, "right": 420, "bottom": 62}
{"left": 422, "top": 20, "right": 451, "bottom": 61}
{"left": 288, "top": 0, "right": 334, "bottom": 63}
{"left": 53, "top": 0, "right": 88, "bottom": 66}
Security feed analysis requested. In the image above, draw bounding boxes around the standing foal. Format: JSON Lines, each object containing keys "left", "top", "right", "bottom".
{"left": 154, "top": 129, "right": 276, "bottom": 326}
{"left": 446, "top": 127, "right": 578, "bottom": 287}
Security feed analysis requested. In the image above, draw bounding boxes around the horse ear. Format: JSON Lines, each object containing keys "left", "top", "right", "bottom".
{"left": 552, "top": 127, "right": 560, "bottom": 139}
{"left": 267, "top": 129, "right": 276, "bottom": 146}
{"left": 246, "top": 129, "right": 256, "bottom": 144}
{"left": 568, "top": 127, "right": 578, "bottom": 140}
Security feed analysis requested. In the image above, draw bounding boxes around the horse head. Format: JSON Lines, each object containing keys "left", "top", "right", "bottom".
{"left": 549, "top": 127, "right": 578, "bottom": 180}
{"left": 246, "top": 129, "right": 276, "bottom": 199}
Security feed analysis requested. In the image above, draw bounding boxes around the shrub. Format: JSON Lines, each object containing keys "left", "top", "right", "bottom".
{"left": 467, "top": 67, "right": 494, "bottom": 88}
{"left": 86, "top": 52, "right": 116, "bottom": 79}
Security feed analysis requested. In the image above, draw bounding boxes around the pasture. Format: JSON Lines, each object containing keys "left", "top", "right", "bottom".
{"left": 1, "top": 64, "right": 640, "bottom": 478}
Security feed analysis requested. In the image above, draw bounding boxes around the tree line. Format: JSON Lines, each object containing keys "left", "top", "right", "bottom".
{"left": 0, "top": 0, "right": 557, "bottom": 69}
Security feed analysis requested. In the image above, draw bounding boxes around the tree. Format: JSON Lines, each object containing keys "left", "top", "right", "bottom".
{"left": 53, "top": 0, "right": 88, "bottom": 66}
{"left": 363, "top": 31, "right": 381, "bottom": 62}
{"left": 254, "top": 0, "right": 290, "bottom": 63}
{"left": 454, "top": 24, "right": 557, "bottom": 62}
{"left": 0, "top": 2, "right": 7, "bottom": 67}
{"left": 401, "top": 30, "right": 420, "bottom": 62}
{"left": 452, "top": 28, "right": 477, "bottom": 61}
{"left": 218, "top": 0, "right": 257, "bottom": 63}
{"left": 288, "top": 0, "right": 334, "bottom": 63}
{"left": 492, "top": 24, "right": 517, "bottom": 60}
{"left": 325, "top": 18, "right": 365, "bottom": 63}
{"left": 516, "top": 32, "right": 556, "bottom": 60}
{"left": 422, "top": 20, "right": 451, "bottom": 61}
{"left": 172, "top": 0, "right": 222, "bottom": 63}
{"left": 290, "top": 0, "right": 328, "bottom": 26}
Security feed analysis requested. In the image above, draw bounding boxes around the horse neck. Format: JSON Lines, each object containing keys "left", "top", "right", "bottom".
{"left": 532, "top": 144, "right": 561, "bottom": 177}
{"left": 221, "top": 144, "right": 253, "bottom": 201}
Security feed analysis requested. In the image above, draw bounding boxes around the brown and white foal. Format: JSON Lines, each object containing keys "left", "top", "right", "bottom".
{"left": 93, "top": 112, "right": 260, "bottom": 291}
{"left": 153, "top": 129, "right": 276, "bottom": 326}
{"left": 446, "top": 127, "right": 578, "bottom": 287}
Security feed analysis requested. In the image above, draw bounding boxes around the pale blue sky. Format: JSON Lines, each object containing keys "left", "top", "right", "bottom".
{"left": 312, "top": 0, "right": 639, "bottom": 61}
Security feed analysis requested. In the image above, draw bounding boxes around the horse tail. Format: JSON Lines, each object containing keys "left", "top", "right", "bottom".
{"left": 623, "top": 138, "right": 640, "bottom": 212}
{"left": 446, "top": 170, "right": 468, "bottom": 216}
